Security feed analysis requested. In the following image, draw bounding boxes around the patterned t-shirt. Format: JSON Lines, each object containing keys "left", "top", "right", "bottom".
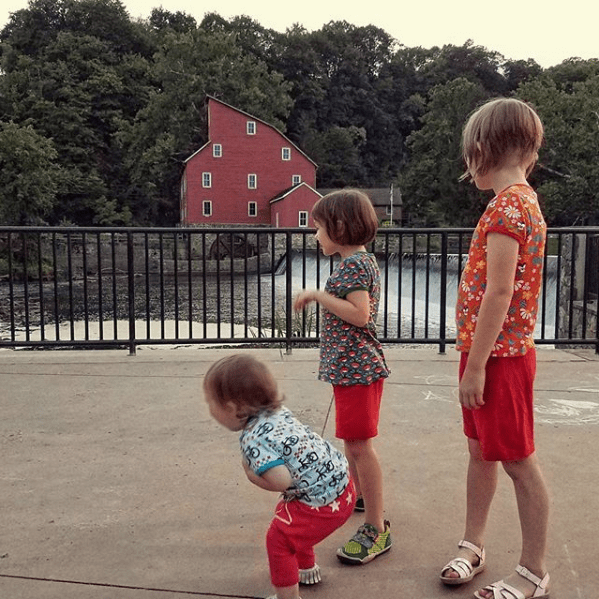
{"left": 456, "top": 184, "right": 546, "bottom": 356}
{"left": 318, "top": 251, "right": 389, "bottom": 386}
{"left": 240, "top": 407, "right": 349, "bottom": 507}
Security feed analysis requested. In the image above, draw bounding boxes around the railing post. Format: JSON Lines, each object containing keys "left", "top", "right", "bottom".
{"left": 127, "top": 231, "right": 136, "bottom": 355}
{"left": 438, "top": 232, "right": 448, "bottom": 354}
{"left": 285, "top": 231, "right": 293, "bottom": 354}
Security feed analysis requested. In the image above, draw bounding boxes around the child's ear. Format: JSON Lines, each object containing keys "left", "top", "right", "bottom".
{"left": 524, "top": 151, "right": 538, "bottom": 176}
{"left": 223, "top": 401, "right": 239, "bottom": 415}
{"left": 227, "top": 402, "right": 248, "bottom": 420}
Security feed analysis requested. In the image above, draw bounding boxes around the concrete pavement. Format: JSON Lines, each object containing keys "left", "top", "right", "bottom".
{"left": 1, "top": 346, "right": 598, "bottom": 598}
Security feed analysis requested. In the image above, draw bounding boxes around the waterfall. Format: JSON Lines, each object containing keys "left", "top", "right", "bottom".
{"left": 276, "top": 251, "right": 558, "bottom": 339}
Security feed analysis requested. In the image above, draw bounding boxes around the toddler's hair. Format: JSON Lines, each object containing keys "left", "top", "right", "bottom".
{"left": 312, "top": 189, "right": 379, "bottom": 246}
{"left": 461, "top": 97, "right": 544, "bottom": 180}
{"left": 203, "top": 354, "right": 282, "bottom": 415}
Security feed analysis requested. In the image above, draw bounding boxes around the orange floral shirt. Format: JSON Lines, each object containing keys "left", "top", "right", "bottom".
{"left": 456, "top": 184, "right": 546, "bottom": 356}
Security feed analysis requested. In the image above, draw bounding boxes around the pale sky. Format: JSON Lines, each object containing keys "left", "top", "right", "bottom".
{"left": 1, "top": 0, "right": 597, "bottom": 69}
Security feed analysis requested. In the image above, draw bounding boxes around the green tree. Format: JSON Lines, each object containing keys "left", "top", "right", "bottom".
{"left": 148, "top": 7, "right": 197, "bottom": 35}
{"left": 518, "top": 64, "right": 599, "bottom": 224}
{"left": 400, "top": 78, "right": 488, "bottom": 226}
{"left": 0, "top": 121, "right": 61, "bottom": 224}
{"left": 304, "top": 126, "right": 366, "bottom": 187}
{"left": 415, "top": 41, "right": 508, "bottom": 94}
{"left": 1, "top": 0, "right": 155, "bottom": 225}
{"left": 503, "top": 58, "right": 543, "bottom": 90}
{"left": 272, "top": 21, "right": 400, "bottom": 187}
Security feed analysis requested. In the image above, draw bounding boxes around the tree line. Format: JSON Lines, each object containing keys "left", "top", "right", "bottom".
{"left": 1, "top": 0, "right": 598, "bottom": 228}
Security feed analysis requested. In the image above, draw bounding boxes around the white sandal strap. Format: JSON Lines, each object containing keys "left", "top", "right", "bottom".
{"left": 458, "top": 539, "right": 485, "bottom": 562}
{"left": 488, "top": 581, "right": 526, "bottom": 599}
{"left": 515, "top": 565, "right": 550, "bottom": 595}
{"left": 442, "top": 557, "right": 474, "bottom": 578}
{"left": 481, "top": 566, "right": 550, "bottom": 599}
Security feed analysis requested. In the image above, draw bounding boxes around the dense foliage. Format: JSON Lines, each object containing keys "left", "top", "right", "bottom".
{"left": 1, "top": 0, "right": 597, "bottom": 226}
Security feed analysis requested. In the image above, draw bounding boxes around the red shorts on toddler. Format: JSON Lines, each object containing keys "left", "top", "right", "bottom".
{"left": 334, "top": 378, "right": 384, "bottom": 440}
{"left": 266, "top": 480, "right": 355, "bottom": 587}
{"left": 461, "top": 349, "right": 536, "bottom": 461}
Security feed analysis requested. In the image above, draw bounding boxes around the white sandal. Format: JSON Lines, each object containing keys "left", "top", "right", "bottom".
{"left": 474, "top": 564, "right": 550, "bottom": 598}
{"left": 299, "top": 563, "right": 321, "bottom": 584}
{"left": 440, "top": 540, "right": 485, "bottom": 585}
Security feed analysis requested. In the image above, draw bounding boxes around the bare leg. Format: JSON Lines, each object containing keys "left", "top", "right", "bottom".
{"left": 345, "top": 448, "right": 361, "bottom": 498}
{"left": 477, "top": 452, "right": 549, "bottom": 598}
{"left": 344, "top": 439, "right": 384, "bottom": 532}
{"left": 444, "top": 438, "right": 498, "bottom": 579}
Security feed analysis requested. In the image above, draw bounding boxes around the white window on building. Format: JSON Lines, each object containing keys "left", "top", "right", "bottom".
{"left": 213, "top": 144, "right": 222, "bottom": 158}
{"left": 248, "top": 174, "right": 257, "bottom": 189}
{"left": 203, "top": 201, "right": 212, "bottom": 217}
{"left": 282, "top": 147, "right": 291, "bottom": 161}
{"left": 248, "top": 202, "right": 257, "bottom": 217}
{"left": 292, "top": 175, "right": 301, "bottom": 186}
{"left": 247, "top": 121, "right": 256, "bottom": 135}
{"left": 202, "top": 172, "right": 212, "bottom": 188}
{"left": 299, "top": 211, "right": 308, "bottom": 227}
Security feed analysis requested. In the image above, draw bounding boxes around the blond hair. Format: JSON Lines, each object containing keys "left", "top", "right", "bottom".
{"left": 461, "top": 97, "right": 544, "bottom": 180}
{"left": 203, "top": 354, "right": 282, "bottom": 416}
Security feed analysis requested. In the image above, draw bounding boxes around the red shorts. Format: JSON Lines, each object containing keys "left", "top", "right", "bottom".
{"left": 333, "top": 379, "right": 384, "bottom": 440}
{"left": 461, "top": 349, "right": 536, "bottom": 462}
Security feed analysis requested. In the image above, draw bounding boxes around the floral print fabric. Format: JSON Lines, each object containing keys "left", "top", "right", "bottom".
{"left": 456, "top": 184, "right": 547, "bottom": 356}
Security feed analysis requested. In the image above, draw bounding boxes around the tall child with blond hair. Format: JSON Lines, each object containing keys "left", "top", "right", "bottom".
{"left": 440, "top": 98, "right": 551, "bottom": 599}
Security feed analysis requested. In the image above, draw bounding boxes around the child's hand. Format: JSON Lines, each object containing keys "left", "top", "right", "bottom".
{"left": 293, "top": 290, "right": 317, "bottom": 312}
{"left": 459, "top": 366, "right": 486, "bottom": 410}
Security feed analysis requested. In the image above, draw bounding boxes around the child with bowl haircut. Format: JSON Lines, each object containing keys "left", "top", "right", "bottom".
{"left": 294, "top": 189, "right": 391, "bottom": 565}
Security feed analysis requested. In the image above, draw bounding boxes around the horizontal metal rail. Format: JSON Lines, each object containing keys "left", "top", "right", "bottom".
{"left": 0, "top": 226, "right": 597, "bottom": 353}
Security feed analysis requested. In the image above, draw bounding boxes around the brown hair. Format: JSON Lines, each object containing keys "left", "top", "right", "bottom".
{"left": 461, "top": 97, "right": 544, "bottom": 180}
{"left": 203, "top": 354, "right": 282, "bottom": 415}
{"left": 311, "top": 189, "right": 379, "bottom": 246}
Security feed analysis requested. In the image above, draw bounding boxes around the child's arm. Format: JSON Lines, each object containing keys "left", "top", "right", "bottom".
{"left": 460, "top": 232, "right": 519, "bottom": 410}
{"left": 242, "top": 458, "right": 293, "bottom": 492}
{"left": 294, "top": 289, "right": 370, "bottom": 328}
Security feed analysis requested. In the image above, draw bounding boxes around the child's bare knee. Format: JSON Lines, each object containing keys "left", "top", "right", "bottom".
{"left": 344, "top": 438, "right": 372, "bottom": 459}
{"left": 501, "top": 454, "right": 537, "bottom": 480}
{"left": 467, "top": 438, "right": 485, "bottom": 461}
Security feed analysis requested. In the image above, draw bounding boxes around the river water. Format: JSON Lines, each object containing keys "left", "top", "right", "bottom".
{"left": 276, "top": 252, "right": 558, "bottom": 340}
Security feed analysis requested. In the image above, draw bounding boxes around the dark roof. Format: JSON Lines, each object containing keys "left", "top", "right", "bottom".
{"left": 316, "top": 187, "right": 402, "bottom": 207}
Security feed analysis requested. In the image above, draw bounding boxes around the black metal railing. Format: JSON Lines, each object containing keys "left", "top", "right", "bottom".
{"left": 1, "top": 226, "right": 597, "bottom": 353}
